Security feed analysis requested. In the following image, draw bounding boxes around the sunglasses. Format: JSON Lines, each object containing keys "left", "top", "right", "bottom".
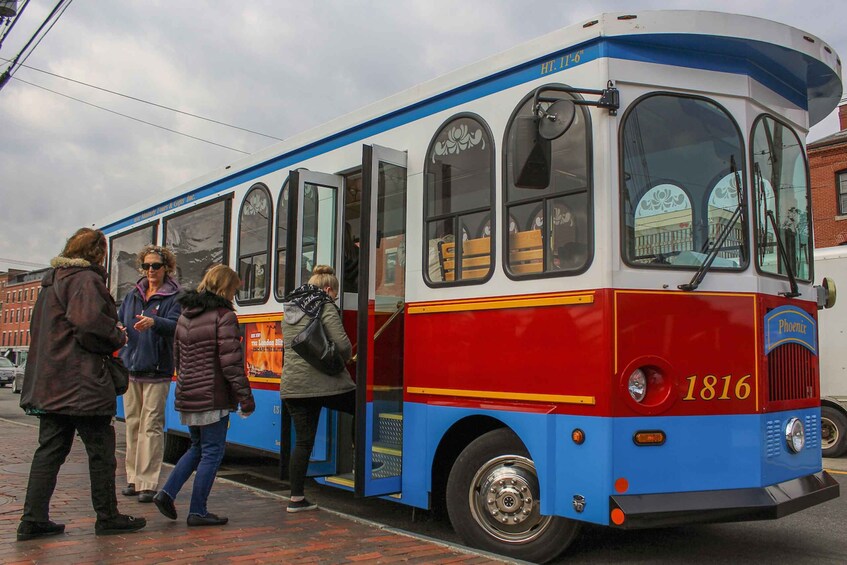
{"left": 141, "top": 262, "right": 164, "bottom": 271}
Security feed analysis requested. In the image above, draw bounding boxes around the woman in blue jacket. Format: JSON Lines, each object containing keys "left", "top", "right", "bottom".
{"left": 117, "top": 245, "right": 181, "bottom": 503}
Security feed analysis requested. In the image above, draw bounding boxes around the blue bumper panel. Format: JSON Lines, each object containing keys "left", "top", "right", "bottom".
{"left": 610, "top": 471, "right": 839, "bottom": 529}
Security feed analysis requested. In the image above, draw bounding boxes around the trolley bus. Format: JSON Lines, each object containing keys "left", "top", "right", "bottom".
{"left": 99, "top": 11, "right": 841, "bottom": 562}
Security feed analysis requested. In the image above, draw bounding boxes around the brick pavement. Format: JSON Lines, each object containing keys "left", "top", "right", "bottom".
{"left": 0, "top": 418, "right": 511, "bottom": 564}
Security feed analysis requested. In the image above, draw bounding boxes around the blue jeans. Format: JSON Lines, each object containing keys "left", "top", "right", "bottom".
{"left": 160, "top": 415, "right": 228, "bottom": 516}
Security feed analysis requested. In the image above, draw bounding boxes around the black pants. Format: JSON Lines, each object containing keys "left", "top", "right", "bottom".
{"left": 22, "top": 414, "right": 119, "bottom": 523}
{"left": 284, "top": 390, "right": 355, "bottom": 497}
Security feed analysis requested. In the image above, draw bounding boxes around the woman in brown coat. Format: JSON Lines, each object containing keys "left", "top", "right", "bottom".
{"left": 152, "top": 265, "right": 255, "bottom": 527}
{"left": 18, "top": 228, "right": 146, "bottom": 541}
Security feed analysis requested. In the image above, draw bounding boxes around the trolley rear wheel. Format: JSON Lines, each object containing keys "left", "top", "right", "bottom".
{"left": 446, "top": 428, "right": 580, "bottom": 563}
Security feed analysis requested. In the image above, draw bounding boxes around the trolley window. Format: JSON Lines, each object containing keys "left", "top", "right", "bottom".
{"left": 621, "top": 94, "right": 747, "bottom": 269}
{"left": 108, "top": 222, "right": 157, "bottom": 303}
{"left": 503, "top": 87, "right": 592, "bottom": 277}
{"left": 236, "top": 183, "right": 272, "bottom": 304}
{"left": 424, "top": 114, "right": 494, "bottom": 285}
{"left": 274, "top": 178, "right": 290, "bottom": 300}
{"left": 751, "top": 116, "right": 812, "bottom": 281}
{"left": 163, "top": 197, "right": 231, "bottom": 292}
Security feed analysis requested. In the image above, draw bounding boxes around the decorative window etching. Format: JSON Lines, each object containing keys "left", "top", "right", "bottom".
{"left": 244, "top": 190, "right": 269, "bottom": 217}
{"left": 431, "top": 123, "right": 486, "bottom": 162}
{"left": 636, "top": 184, "right": 691, "bottom": 218}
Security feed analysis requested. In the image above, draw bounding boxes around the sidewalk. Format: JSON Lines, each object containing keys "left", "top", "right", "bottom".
{"left": 0, "top": 418, "right": 508, "bottom": 564}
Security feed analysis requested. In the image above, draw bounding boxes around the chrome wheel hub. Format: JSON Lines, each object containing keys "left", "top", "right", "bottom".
{"left": 469, "top": 454, "right": 551, "bottom": 543}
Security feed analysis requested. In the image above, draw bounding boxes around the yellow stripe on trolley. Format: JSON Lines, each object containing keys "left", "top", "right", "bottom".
{"left": 237, "top": 313, "right": 282, "bottom": 323}
{"left": 407, "top": 386, "right": 595, "bottom": 405}
{"left": 407, "top": 292, "right": 594, "bottom": 315}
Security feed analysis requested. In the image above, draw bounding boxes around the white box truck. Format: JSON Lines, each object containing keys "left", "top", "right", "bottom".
{"left": 816, "top": 245, "right": 847, "bottom": 457}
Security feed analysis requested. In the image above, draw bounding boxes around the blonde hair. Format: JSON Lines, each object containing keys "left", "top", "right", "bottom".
{"left": 197, "top": 264, "right": 240, "bottom": 299}
{"left": 137, "top": 245, "right": 177, "bottom": 276}
{"left": 62, "top": 228, "right": 107, "bottom": 265}
{"left": 308, "top": 265, "right": 339, "bottom": 294}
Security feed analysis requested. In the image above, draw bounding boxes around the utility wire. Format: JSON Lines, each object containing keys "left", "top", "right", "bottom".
{"left": 13, "top": 76, "right": 251, "bottom": 154}
{"left": 0, "top": 0, "right": 32, "bottom": 50}
{"left": 0, "top": 56, "right": 284, "bottom": 141}
{"left": 0, "top": 0, "right": 66, "bottom": 85}
{"left": 14, "top": 0, "right": 73, "bottom": 72}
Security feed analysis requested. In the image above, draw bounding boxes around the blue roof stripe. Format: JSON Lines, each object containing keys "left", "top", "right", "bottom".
{"left": 102, "top": 32, "right": 834, "bottom": 234}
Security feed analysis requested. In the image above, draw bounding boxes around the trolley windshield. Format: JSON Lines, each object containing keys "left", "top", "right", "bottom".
{"left": 621, "top": 94, "right": 748, "bottom": 270}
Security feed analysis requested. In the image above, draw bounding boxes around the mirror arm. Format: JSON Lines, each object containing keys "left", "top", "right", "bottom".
{"left": 533, "top": 80, "right": 620, "bottom": 116}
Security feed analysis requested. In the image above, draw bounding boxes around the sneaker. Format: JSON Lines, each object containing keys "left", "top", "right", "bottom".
{"left": 153, "top": 491, "right": 177, "bottom": 520}
{"left": 17, "top": 520, "right": 65, "bottom": 541}
{"left": 287, "top": 499, "right": 318, "bottom": 513}
{"left": 95, "top": 514, "right": 147, "bottom": 536}
{"left": 121, "top": 483, "right": 137, "bottom": 496}
{"left": 187, "top": 512, "right": 228, "bottom": 527}
{"left": 137, "top": 490, "right": 156, "bottom": 503}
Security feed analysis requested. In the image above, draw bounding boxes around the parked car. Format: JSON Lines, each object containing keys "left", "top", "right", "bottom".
{"left": 12, "top": 359, "right": 26, "bottom": 394}
{"left": 0, "top": 357, "right": 15, "bottom": 388}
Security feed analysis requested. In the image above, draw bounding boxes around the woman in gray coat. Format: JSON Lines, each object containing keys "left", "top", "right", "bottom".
{"left": 280, "top": 265, "right": 354, "bottom": 513}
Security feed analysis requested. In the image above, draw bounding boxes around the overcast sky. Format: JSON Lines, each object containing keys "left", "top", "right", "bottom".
{"left": 1, "top": 0, "right": 845, "bottom": 271}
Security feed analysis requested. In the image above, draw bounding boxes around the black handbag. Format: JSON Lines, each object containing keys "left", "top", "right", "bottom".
{"left": 104, "top": 355, "right": 129, "bottom": 396}
{"left": 291, "top": 314, "right": 345, "bottom": 376}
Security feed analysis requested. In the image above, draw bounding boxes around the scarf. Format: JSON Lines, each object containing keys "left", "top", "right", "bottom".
{"left": 284, "top": 283, "right": 335, "bottom": 318}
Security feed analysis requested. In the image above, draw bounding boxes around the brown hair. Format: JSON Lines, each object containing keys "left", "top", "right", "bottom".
{"left": 197, "top": 264, "right": 240, "bottom": 300}
{"left": 308, "top": 265, "right": 339, "bottom": 294}
{"left": 136, "top": 244, "right": 177, "bottom": 276}
{"left": 61, "top": 228, "right": 107, "bottom": 265}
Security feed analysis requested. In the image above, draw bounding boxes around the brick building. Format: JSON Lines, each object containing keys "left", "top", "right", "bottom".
{"left": 809, "top": 102, "right": 847, "bottom": 248}
{"left": 0, "top": 268, "right": 47, "bottom": 348}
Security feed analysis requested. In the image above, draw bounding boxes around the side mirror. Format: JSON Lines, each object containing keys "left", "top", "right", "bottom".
{"left": 816, "top": 277, "right": 837, "bottom": 310}
{"left": 512, "top": 116, "right": 551, "bottom": 189}
{"left": 538, "top": 99, "right": 576, "bottom": 140}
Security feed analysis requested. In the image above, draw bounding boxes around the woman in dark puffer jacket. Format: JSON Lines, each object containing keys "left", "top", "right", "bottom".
{"left": 152, "top": 265, "right": 255, "bottom": 527}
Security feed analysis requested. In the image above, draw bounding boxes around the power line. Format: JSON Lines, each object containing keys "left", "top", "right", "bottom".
{"left": 0, "top": 57, "right": 285, "bottom": 141}
{"left": 13, "top": 76, "right": 251, "bottom": 154}
{"left": 14, "top": 0, "right": 73, "bottom": 71}
{"left": 0, "top": 0, "right": 68, "bottom": 90}
{"left": 0, "top": 0, "right": 32, "bottom": 50}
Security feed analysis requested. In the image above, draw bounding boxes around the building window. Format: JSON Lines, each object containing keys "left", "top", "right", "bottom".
{"left": 424, "top": 114, "right": 495, "bottom": 285}
{"left": 838, "top": 170, "right": 847, "bottom": 216}
{"left": 237, "top": 184, "right": 272, "bottom": 304}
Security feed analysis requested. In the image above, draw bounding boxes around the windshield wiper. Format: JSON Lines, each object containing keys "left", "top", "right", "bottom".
{"left": 679, "top": 156, "right": 746, "bottom": 291}
{"left": 764, "top": 208, "right": 800, "bottom": 297}
{"left": 753, "top": 163, "right": 800, "bottom": 298}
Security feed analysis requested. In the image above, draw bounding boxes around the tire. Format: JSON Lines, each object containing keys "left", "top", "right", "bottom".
{"left": 446, "top": 428, "right": 580, "bottom": 563}
{"left": 821, "top": 406, "right": 847, "bottom": 458}
{"left": 162, "top": 432, "right": 190, "bottom": 464}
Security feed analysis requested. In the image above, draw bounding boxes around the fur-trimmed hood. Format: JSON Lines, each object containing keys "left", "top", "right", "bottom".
{"left": 43, "top": 256, "right": 107, "bottom": 289}
{"left": 177, "top": 290, "right": 234, "bottom": 318}
{"left": 50, "top": 256, "right": 92, "bottom": 269}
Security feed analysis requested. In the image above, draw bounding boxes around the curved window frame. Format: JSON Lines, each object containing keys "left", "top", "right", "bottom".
{"left": 422, "top": 112, "right": 496, "bottom": 287}
{"left": 618, "top": 91, "right": 749, "bottom": 272}
{"left": 236, "top": 183, "right": 273, "bottom": 305}
{"left": 501, "top": 85, "right": 594, "bottom": 280}
{"left": 749, "top": 113, "right": 813, "bottom": 283}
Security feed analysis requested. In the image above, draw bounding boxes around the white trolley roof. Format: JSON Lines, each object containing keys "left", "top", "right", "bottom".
{"left": 98, "top": 10, "right": 843, "bottom": 233}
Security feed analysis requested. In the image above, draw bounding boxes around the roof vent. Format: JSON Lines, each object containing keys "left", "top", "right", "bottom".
{"left": 618, "top": 14, "right": 637, "bottom": 20}
{"left": 583, "top": 19, "right": 598, "bottom": 28}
